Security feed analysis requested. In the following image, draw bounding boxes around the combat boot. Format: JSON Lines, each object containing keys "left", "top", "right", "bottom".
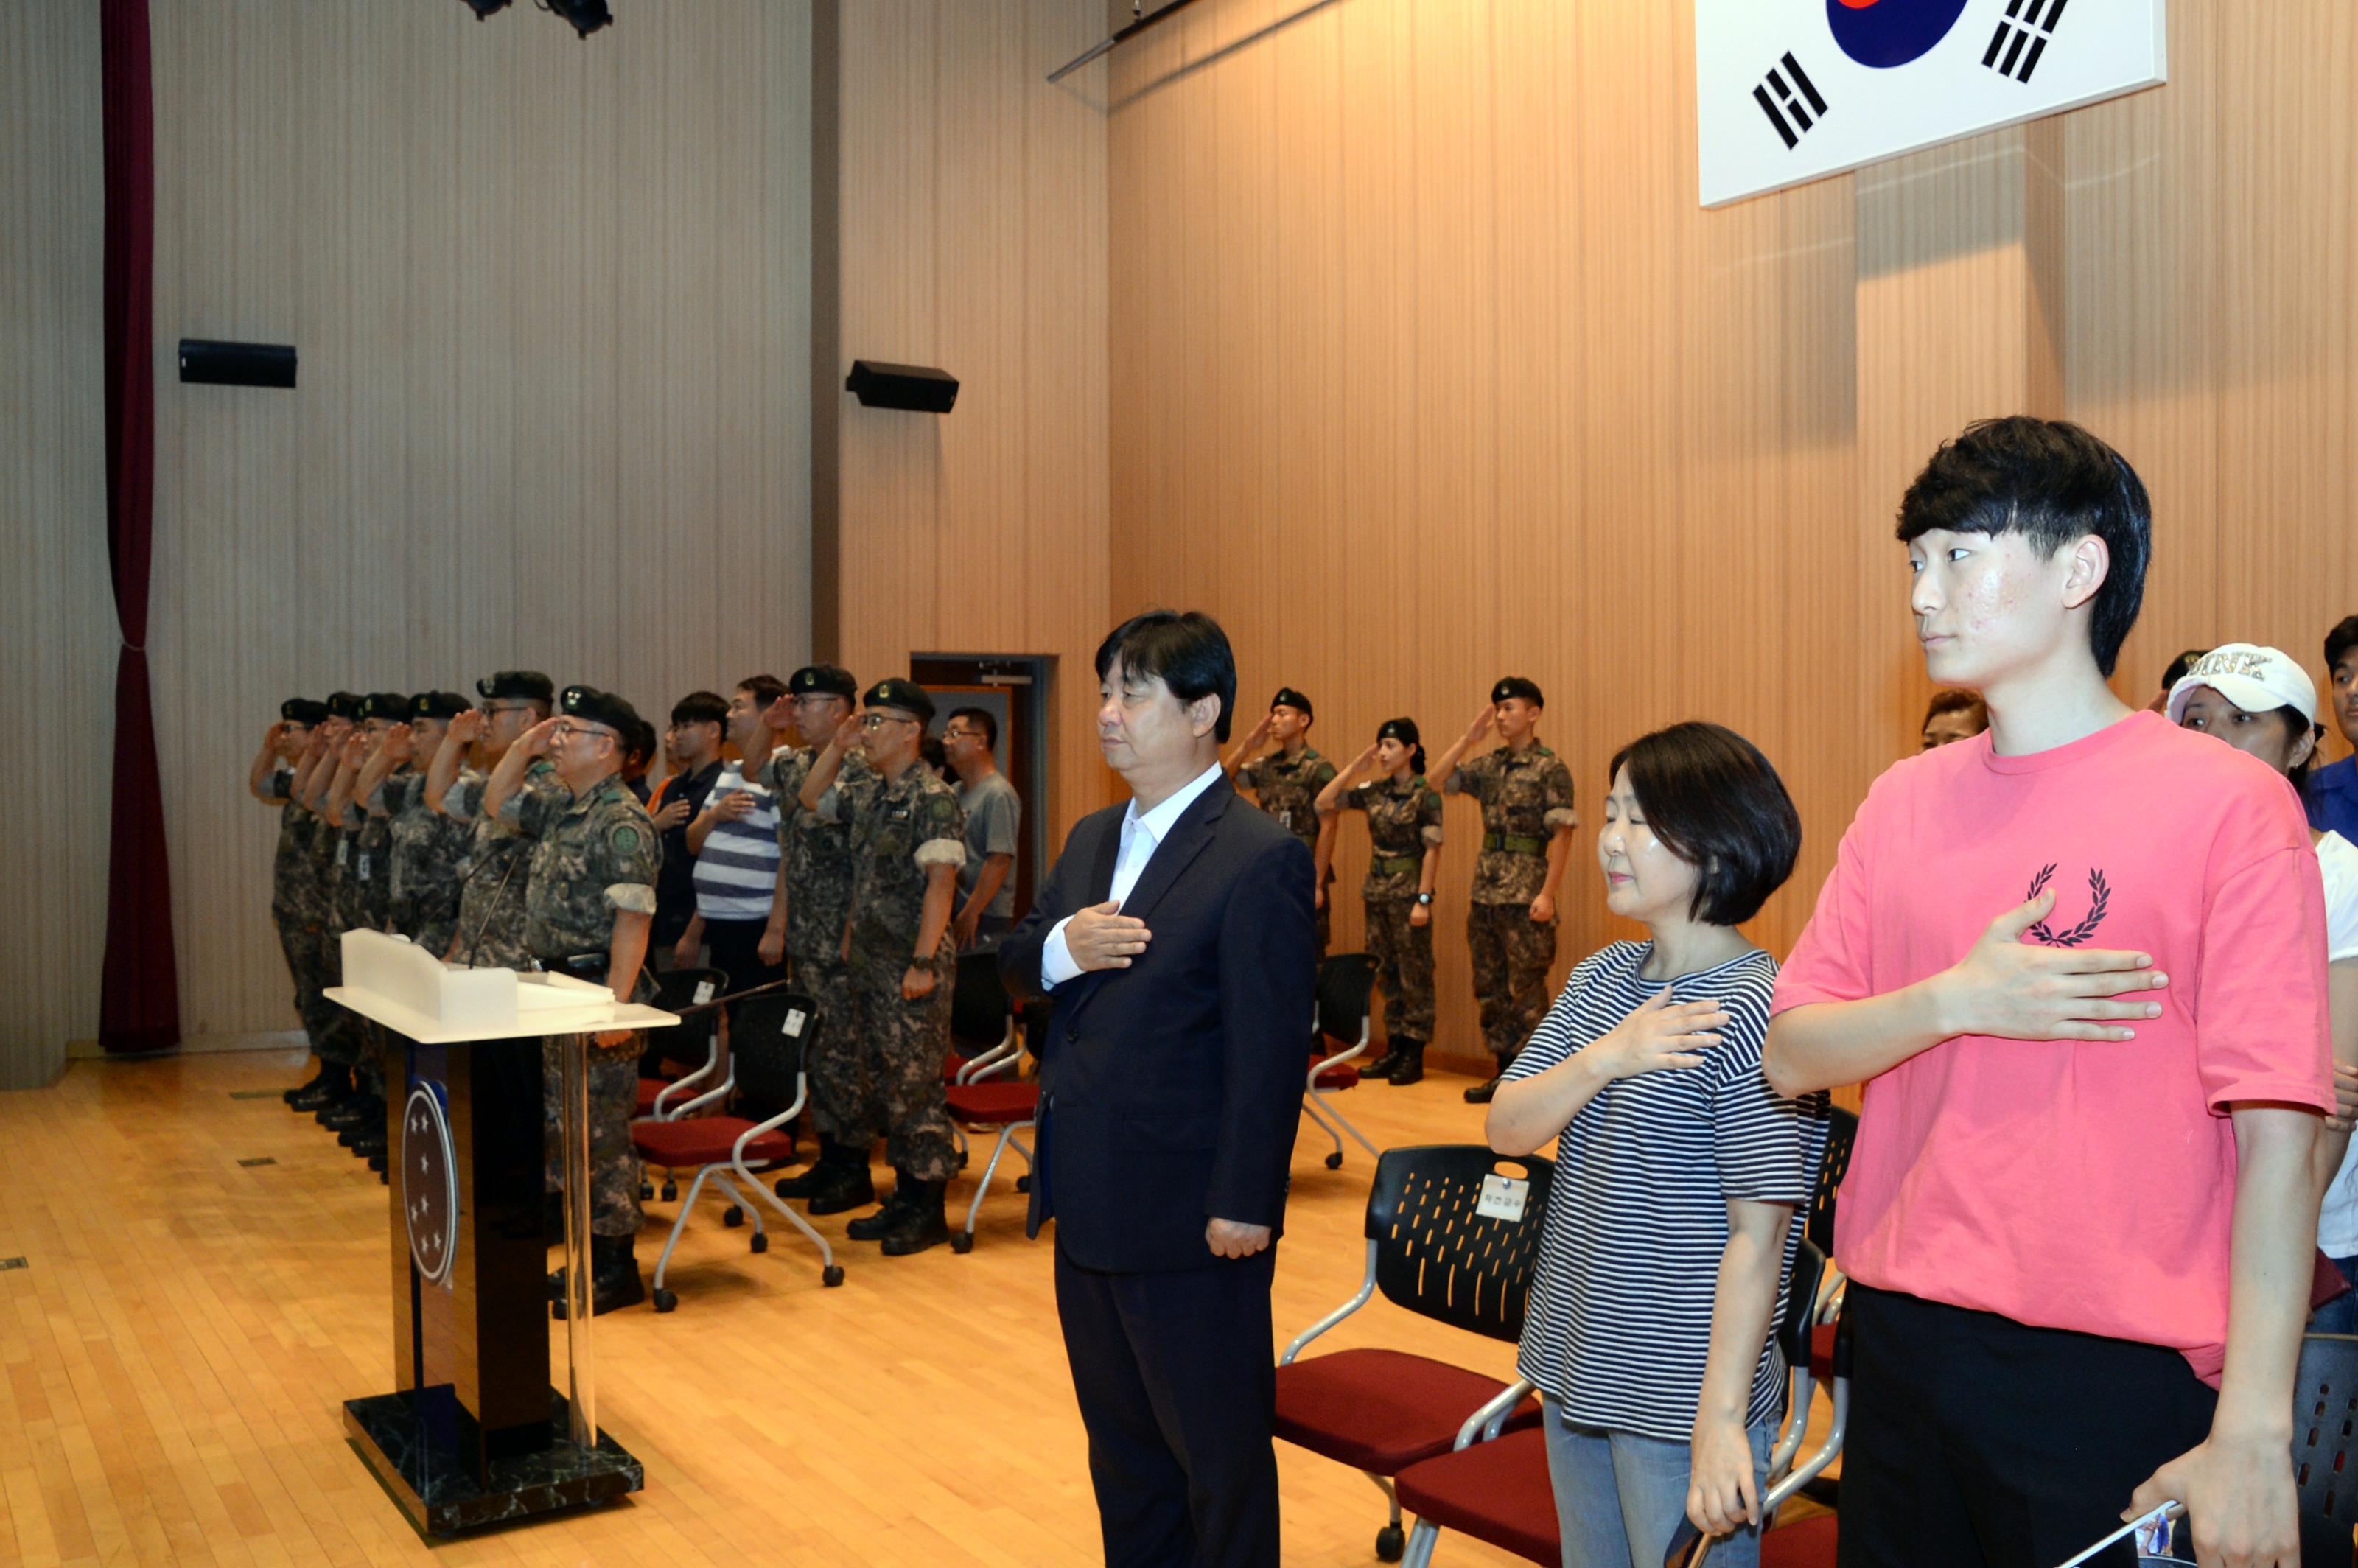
{"left": 1360, "top": 1040, "right": 1404, "bottom": 1079}
{"left": 323, "top": 1093, "right": 383, "bottom": 1134}
{"left": 290, "top": 1063, "right": 351, "bottom": 1113}
{"left": 803, "top": 1151, "right": 878, "bottom": 1216}
{"left": 774, "top": 1135, "right": 858, "bottom": 1200}
{"left": 846, "top": 1172, "right": 917, "bottom": 1240}
{"left": 876, "top": 1180, "right": 950, "bottom": 1257}
{"left": 283, "top": 1063, "right": 332, "bottom": 1105}
{"left": 1385, "top": 1038, "right": 1425, "bottom": 1086}
{"left": 550, "top": 1236, "right": 644, "bottom": 1318}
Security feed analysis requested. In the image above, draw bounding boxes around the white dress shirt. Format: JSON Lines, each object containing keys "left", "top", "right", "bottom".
{"left": 1040, "top": 760, "right": 1227, "bottom": 989}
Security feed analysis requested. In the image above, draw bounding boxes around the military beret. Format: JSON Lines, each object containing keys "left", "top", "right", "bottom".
{"left": 671, "top": 690, "right": 729, "bottom": 727}
{"left": 411, "top": 690, "right": 470, "bottom": 721}
{"left": 326, "top": 692, "right": 363, "bottom": 720}
{"left": 279, "top": 698, "right": 329, "bottom": 725}
{"left": 559, "top": 684, "right": 643, "bottom": 735}
{"left": 788, "top": 665, "right": 860, "bottom": 701}
{"left": 1377, "top": 716, "right": 1421, "bottom": 747}
{"left": 358, "top": 692, "right": 410, "bottom": 724}
{"left": 862, "top": 678, "right": 936, "bottom": 724}
{"left": 476, "top": 669, "right": 556, "bottom": 704}
{"left": 1270, "top": 687, "right": 1315, "bottom": 719}
{"left": 1491, "top": 676, "right": 1544, "bottom": 708}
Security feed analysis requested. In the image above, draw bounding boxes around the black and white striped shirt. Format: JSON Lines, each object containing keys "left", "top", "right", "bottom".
{"left": 1506, "top": 942, "right": 1828, "bottom": 1441}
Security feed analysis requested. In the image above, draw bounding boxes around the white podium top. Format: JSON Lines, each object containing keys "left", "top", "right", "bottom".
{"left": 326, "top": 929, "right": 678, "bottom": 1044}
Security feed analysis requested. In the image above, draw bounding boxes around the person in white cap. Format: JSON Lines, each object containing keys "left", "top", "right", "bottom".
{"left": 2170, "top": 644, "right": 2358, "bottom": 1330}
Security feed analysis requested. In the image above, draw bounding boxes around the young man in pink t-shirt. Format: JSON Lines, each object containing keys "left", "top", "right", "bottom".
{"left": 1766, "top": 418, "right": 2332, "bottom": 1568}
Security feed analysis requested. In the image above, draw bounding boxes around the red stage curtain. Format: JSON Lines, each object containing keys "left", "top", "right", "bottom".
{"left": 99, "top": 0, "right": 180, "bottom": 1056}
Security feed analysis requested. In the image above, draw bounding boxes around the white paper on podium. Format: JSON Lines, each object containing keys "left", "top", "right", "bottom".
{"left": 331, "top": 929, "right": 676, "bottom": 1042}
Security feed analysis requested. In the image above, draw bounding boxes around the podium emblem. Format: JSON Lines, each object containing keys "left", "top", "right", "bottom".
{"left": 401, "top": 1085, "right": 460, "bottom": 1286}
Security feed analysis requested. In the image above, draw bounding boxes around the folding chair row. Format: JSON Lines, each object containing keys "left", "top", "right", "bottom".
{"left": 1304, "top": 952, "right": 1382, "bottom": 1172}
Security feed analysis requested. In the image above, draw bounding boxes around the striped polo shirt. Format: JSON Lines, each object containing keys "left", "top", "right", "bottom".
{"left": 1505, "top": 941, "right": 1828, "bottom": 1442}
{"left": 690, "top": 761, "right": 780, "bottom": 921}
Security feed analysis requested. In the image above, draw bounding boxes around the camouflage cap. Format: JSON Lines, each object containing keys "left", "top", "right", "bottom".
{"left": 280, "top": 698, "right": 329, "bottom": 725}
{"left": 788, "top": 665, "right": 859, "bottom": 701}
{"left": 862, "top": 678, "right": 935, "bottom": 724}
{"left": 559, "top": 684, "right": 643, "bottom": 735}
{"left": 476, "top": 669, "right": 556, "bottom": 704}
{"left": 1491, "top": 676, "right": 1544, "bottom": 708}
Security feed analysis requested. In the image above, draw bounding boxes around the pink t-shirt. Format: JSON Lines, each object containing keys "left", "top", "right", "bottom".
{"left": 1773, "top": 710, "right": 2331, "bottom": 1381}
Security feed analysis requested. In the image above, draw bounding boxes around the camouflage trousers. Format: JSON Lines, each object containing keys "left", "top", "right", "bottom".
{"left": 543, "top": 1035, "right": 644, "bottom": 1239}
{"left": 1365, "top": 897, "right": 1437, "bottom": 1042}
{"left": 1466, "top": 901, "right": 1556, "bottom": 1064}
{"left": 794, "top": 954, "right": 862, "bottom": 1141}
{"left": 844, "top": 964, "right": 958, "bottom": 1183}
{"left": 297, "top": 923, "right": 365, "bottom": 1066}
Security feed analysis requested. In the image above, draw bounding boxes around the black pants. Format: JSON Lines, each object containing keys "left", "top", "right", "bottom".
{"left": 1838, "top": 1285, "right": 2218, "bottom": 1568}
{"left": 698, "top": 916, "right": 786, "bottom": 995}
{"left": 1054, "top": 1245, "right": 1281, "bottom": 1568}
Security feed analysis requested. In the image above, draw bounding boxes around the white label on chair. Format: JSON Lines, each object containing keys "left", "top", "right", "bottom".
{"left": 783, "top": 1009, "right": 806, "bottom": 1037}
{"left": 1477, "top": 1174, "right": 1529, "bottom": 1223}
{"left": 693, "top": 980, "right": 715, "bottom": 1006}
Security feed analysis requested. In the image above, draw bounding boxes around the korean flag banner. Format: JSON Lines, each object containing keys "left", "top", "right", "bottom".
{"left": 1696, "top": 0, "right": 2166, "bottom": 207}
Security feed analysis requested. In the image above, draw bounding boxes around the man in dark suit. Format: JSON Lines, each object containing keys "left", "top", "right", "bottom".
{"left": 1001, "top": 610, "right": 1317, "bottom": 1568}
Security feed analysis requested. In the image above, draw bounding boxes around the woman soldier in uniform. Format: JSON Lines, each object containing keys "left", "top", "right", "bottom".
{"left": 1316, "top": 718, "right": 1444, "bottom": 1085}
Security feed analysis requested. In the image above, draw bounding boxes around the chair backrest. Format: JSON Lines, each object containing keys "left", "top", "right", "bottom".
{"left": 649, "top": 965, "right": 730, "bottom": 1068}
{"left": 1315, "top": 953, "right": 1378, "bottom": 1047}
{"left": 727, "top": 990, "right": 822, "bottom": 1109}
{"left": 1365, "top": 1144, "right": 1555, "bottom": 1344}
{"left": 950, "top": 950, "right": 1012, "bottom": 1052}
{"left": 1804, "top": 1105, "right": 1858, "bottom": 1253}
{"left": 2292, "top": 1333, "right": 2358, "bottom": 1559}
{"left": 654, "top": 966, "right": 730, "bottom": 1013}
{"left": 1776, "top": 1239, "right": 1829, "bottom": 1370}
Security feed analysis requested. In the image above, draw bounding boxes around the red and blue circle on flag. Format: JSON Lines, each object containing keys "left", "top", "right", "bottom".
{"left": 1825, "top": 0, "right": 1970, "bottom": 69}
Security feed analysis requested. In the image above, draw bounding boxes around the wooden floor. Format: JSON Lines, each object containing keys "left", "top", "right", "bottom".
{"left": 1, "top": 1048, "right": 1564, "bottom": 1568}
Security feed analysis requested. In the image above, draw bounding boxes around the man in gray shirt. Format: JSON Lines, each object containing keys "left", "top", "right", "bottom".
{"left": 944, "top": 707, "right": 1021, "bottom": 951}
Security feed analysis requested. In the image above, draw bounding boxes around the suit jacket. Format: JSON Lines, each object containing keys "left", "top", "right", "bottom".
{"left": 1000, "top": 771, "right": 1317, "bottom": 1273}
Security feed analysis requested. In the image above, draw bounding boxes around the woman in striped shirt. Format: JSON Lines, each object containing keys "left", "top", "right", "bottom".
{"left": 1487, "top": 722, "right": 1828, "bottom": 1568}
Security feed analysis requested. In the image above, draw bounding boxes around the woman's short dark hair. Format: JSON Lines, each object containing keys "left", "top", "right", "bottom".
{"left": 1923, "top": 688, "right": 1987, "bottom": 726}
{"left": 1606, "top": 722, "right": 1801, "bottom": 928}
{"left": 1094, "top": 610, "right": 1239, "bottom": 743}
{"left": 1895, "top": 417, "right": 2151, "bottom": 679}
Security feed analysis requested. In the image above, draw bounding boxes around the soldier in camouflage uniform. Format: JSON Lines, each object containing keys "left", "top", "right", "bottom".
{"left": 294, "top": 693, "right": 374, "bottom": 1121}
{"left": 363, "top": 691, "right": 475, "bottom": 955}
{"left": 251, "top": 699, "right": 335, "bottom": 1105}
{"left": 756, "top": 665, "right": 880, "bottom": 1211}
{"left": 1316, "top": 718, "right": 1445, "bottom": 1084}
{"left": 487, "top": 684, "right": 662, "bottom": 1316}
{"left": 430, "top": 671, "right": 558, "bottom": 970}
{"left": 318, "top": 692, "right": 410, "bottom": 1160}
{"left": 795, "top": 678, "right": 966, "bottom": 1256}
{"left": 1430, "top": 678, "right": 1578, "bottom": 1103}
{"left": 1228, "top": 687, "right": 1340, "bottom": 952}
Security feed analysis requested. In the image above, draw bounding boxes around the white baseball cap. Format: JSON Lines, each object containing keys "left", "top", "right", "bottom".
{"left": 2166, "top": 643, "right": 2318, "bottom": 726}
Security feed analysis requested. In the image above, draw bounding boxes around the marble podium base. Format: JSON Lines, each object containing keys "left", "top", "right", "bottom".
{"left": 344, "top": 1390, "right": 642, "bottom": 1536}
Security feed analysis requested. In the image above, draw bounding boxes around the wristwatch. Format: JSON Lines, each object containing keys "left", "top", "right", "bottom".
{"left": 1416, "top": 892, "right": 1435, "bottom": 907}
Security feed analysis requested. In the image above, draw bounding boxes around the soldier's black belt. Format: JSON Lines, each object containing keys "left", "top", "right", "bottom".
{"left": 1482, "top": 833, "right": 1549, "bottom": 857}
{"left": 1370, "top": 853, "right": 1421, "bottom": 877}
{"left": 547, "top": 951, "right": 610, "bottom": 984}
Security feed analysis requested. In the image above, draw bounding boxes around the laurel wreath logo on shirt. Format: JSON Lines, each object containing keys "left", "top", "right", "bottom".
{"left": 2024, "top": 863, "right": 2111, "bottom": 947}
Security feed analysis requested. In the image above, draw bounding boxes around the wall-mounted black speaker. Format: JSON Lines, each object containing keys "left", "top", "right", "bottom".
{"left": 846, "top": 359, "right": 957, "bottom": 413}
{"left": 178, "top": 339, "right": 298, "bottom": 390}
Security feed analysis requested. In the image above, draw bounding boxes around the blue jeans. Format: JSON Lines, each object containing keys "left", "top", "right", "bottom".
{"left": 2312, "top": 1253, "right": 2358, "bottom": 1334}
{"left": 1542, "top": 1400, "right": 1775, "bottom": 1568}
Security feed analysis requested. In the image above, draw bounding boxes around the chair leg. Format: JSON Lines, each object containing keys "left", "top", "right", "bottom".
{"left": 1315, "top": 1085, "right": 1382, "bottom": 1160}
{"left": 737, "top": 1153, "right": 841, "bottom": 1284}
{"left": 651, "top": 1163, "right": 724, "bottom": 1292}
{"left": 1300, "top": 1095, "right": 1345, "bottom": 1165}
{"left": 957, "top": 1120, "right": 1031, "bottom": 1252}
{"left": 1400, "top": 1519, "right": 1440, "bottom": 1568}
{"left": 1365, "top": 1473, "right": 1406, "bottom": 1562}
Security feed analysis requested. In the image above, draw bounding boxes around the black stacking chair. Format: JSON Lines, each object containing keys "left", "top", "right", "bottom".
{"left": 2292, "top": 1333, "right": 2358, "bottom": 1567}
{"left": 1804, "top": 1105, "right": 1858, "bottom": 1254}
{"left": 630, "top": 984, "right": 842, "bottom": 1305}
{"left": 1273, "top": 1144, "right": 1554, "bottom": 1563}
{"left": 641, "top": 965, "right": 729, "bottom": 1118}
{"left": 1304, "top": 953, "right": 1381, "bottom": 1171}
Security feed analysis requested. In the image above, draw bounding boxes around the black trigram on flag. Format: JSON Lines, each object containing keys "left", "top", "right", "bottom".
{"left": 1984, "top": 0, "right": 2068, "bottom": 84}
{"left": 1752, "top": 52, "right": 1828, "bottom": 150}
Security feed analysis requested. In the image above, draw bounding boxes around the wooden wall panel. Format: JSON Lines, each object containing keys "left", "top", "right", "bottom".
{"left": 827, "top": 0, "right": 1113, "bottom": 849}
{"left": 0, "top": 0, "right": 112, "bottom": 1088}
{"left": 140, "top": 1, "right": 813, "bottom": 1038}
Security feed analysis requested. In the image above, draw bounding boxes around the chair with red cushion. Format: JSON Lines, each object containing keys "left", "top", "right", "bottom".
{"left": 631, "top": 986, "right": 842, "bottom": 1307}
{"left": 1303, "top": 953, "right": 1380, "bottom": 1172}
{"left": 1275, "top": 1144, "right": 1555, "bottom": 1563}
{"left": 635, "top": 967, "right": 730, "bottom": 1197}
{"left": 943, "top": 965, "right": 1036, "bottom": 1253}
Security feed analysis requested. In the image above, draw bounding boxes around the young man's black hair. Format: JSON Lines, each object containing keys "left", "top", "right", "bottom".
{"left": 1094, "top": 610, "right": 1239, "bottom": 743}
{"left": 1607, "top": 722, "right": 1801, "bottom": 926}
{"left": 735, "top": 673, "right": 788, "bottom": 711}
{"left": 2326, "top": 615, "right": 2358, "bottom": 674}
{"left": 1895, "top": 416, "right": 2152, "bottom": 679}
{"left": 948, "top": 705, "right": 998, "bottom": 751}
{"left": 671, "top": 690, "right": 729, "bottom": 728}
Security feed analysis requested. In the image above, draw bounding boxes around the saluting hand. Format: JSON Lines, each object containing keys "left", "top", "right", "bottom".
{"left": 829, "top": 709, "right": 864, "bottom": 750}
{"left": 1348, "top": 741, "right": 1380, "bottom": 774}
{"left": 1463, "top": 704, "right": 1497, "bottom": 744}
{"left": 517, "top": 716, "right": 562, "bottom": 757}
{"left": 446, "top": 708, "right": 487, "bottom": 746}
{"left": 1933, "top": 889, "right": 2167, "bottom": 1043}
{"left": 340, "top": 732, "right": 369, "bottom": 766}
{"left": 762, "top": 694, "right": 796, "bottom": 732}
{"left": 1065, "top": 900, "right": 1150, "bottom": 972}
{"left": 382, "top": 721, "right": 414, "bottom": 763}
